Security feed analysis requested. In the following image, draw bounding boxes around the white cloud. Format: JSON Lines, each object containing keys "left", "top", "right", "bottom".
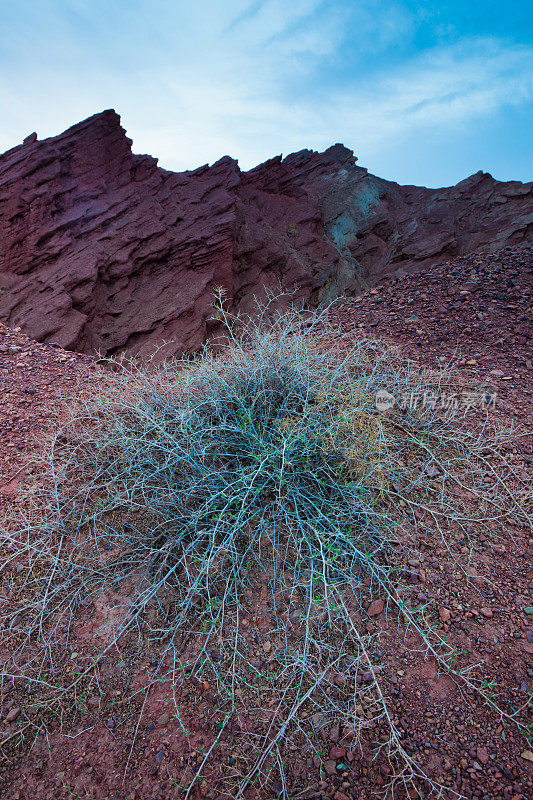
{"left": 0, "top": 2, "right": 532, "bottom": 184}
{"left": 328, "top": 38, "right": 533, "bottom": 155}
{"left": 131, "top": 35, "right": 533, "bottom": 172}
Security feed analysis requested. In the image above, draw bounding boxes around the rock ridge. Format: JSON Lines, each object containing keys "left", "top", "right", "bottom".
{"left": 0, "top": 110, "right": 531, "bottom": 356}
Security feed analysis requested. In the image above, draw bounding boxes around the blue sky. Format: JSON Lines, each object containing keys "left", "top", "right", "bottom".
{"left": 0, "top": 1, "right": 532, "bottom": 186}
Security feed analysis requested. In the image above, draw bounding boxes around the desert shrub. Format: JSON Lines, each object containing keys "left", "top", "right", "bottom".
{"left": 1, "top": 298, "right": 529, "bottom": 797}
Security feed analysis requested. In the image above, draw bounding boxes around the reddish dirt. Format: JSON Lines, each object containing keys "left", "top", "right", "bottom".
{"left": 0, "top": 324, "right": 94, "bottom": 503}
{"left": 0, "top": 245, "right": 532, "bottom": 800}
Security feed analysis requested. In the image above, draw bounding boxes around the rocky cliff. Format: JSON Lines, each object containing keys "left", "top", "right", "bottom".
{"left": 0, "top": 110, "right": 531, "bottom": 356}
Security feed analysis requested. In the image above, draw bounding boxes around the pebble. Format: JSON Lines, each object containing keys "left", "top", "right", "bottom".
{"left": 5, "top": 707, "right": 20, "bottom": 723}
{"left": 367, "top": 598, "right": 385, "bottom": 616}
{"left": 329, "top": 725, "right": 340, "bottom": 742}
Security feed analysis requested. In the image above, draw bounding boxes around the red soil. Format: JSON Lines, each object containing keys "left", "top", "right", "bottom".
{"left": 0, "top": 245, "right": 531, "bottom": 800}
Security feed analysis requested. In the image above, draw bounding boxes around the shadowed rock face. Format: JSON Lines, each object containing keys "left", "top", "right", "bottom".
{"left": 0, "top": 110, "right": 531, "bottom": 356}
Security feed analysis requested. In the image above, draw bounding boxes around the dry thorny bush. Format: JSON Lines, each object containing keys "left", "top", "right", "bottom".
{"left": 0, "top": 297, "right": 531, "bottom": 798}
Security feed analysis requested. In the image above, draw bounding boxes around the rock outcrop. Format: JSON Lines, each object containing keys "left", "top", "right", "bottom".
{"left": 0, "top": 110, "right": 531, "bottom": 356}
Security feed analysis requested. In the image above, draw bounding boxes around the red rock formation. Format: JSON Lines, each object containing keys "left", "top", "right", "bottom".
{"left": 0, "top": 110, "right": 531, "bottom": 356}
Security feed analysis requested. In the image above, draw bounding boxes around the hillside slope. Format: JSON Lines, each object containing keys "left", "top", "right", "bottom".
{"left": 0, "top": 246, "right": 531, "bottom": 800}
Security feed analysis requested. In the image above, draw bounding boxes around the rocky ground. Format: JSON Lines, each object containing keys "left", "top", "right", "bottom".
{"left": 0, "top": 328, "right": 93, "bottom": 506}
{"left": 0, "top": 245, "right": 531, "bottom": 799}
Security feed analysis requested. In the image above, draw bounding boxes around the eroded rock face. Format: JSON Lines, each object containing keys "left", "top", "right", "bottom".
{"left": 0, "top": 110, "right": 531, "bottom": 356}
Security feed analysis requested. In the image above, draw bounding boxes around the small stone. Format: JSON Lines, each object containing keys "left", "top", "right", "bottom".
{"left": 329, "top": 725, "right": 340, "bottom": 742}
{"left": 5, "top": 707, "right": 20, "bottom": 723}
{"left": 439, "top": 607, "right": 451, "bottom": 622}
{"left": 367, "top": 598, "right": 385, "bottom": 616}
{"left": 521, "top": 750, "right": 533, "bottom": 763}
{"left": 423, "top": 460, "right": 440, "bottom": 477}
{"left": 157, "top": 713, "right": 169, "bottom": 726}
{"left": 289, "top": 607, "right": 304, "bottom": 623}
{"left": 310, "top": 712, "right": 327, "bottom": 729}
{"left": 480, "top": 607, "right": 493, "bottom": 618}
{"left": 523, "top": 607, "right": 533, "bottom": 616}
{"left": 330, "top": 746, "right": 346, "bottom": 759}
{"left": 262, "top": 641, "right": 271, "bottom": 653}
{"left": 155, "top": 749, "right": 164, "bottom": 765}
{"left": 324, "top": 759, "right": 337, "bottom": 775}
{"left": 476, "top": 746, "right": 489, "bottom": 764}
{"left": 466, "top": 359, "right": 477, "bottom": 365}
